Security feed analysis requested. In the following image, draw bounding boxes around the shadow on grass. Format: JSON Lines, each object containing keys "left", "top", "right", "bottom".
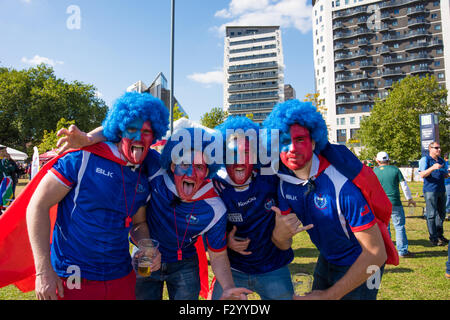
{"left": 410, "top": 250, "right": 448, "bottom": 258}
{"left": 288, "top": 262, "right": 317, "bottom": 274}
{"left": 293, "top": 248, "right": 320, "bottom": 258}
{"left": 408, "top": 239, "right": 437, "bottom": 248}
{"left": 383, "top": 267, "right": 413, "bottom": 274}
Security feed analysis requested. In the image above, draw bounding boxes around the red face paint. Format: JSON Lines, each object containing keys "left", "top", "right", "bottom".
{"left": 280, "top": 124, "right": 314, "bottom": 171}
{"left": 119, "top": 120, "right": 153, "bottom": 165}
{"left": 172, "top": 152, "right": 208, "bottom": 201}
{"left": 226, "top": 139, "right": 253, "bottom": 185}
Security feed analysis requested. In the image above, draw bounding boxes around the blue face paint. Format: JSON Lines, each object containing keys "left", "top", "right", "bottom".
{"left": 279, "top": 132, "right": 292, "bottom": 153}
{"left": 122, "top": 118, "right": 145, "bottom": 141}
{"left": 174, "top": 164, "right": 193, "bottom": 177}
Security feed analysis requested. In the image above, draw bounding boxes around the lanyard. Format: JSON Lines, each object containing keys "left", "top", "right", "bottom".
{"left": 120, "top": 165, "right": 142, "bottom": 228}
{"left": 173, "top": 201, "right": 196, "bottom": 261}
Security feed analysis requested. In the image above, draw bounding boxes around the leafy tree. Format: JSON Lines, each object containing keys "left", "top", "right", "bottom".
{"left": 0, "top": 64, "right": 108, "bottom": 155}
{"left": 173, "top": 102, "right": 188, "bottom": 121}
{"left": 38, "top": 118, "right": 76, "bottom": 153}
{"left": 200, "top": 107, "right": 228, "bottom": 129}
{"left": 304, "top": 92, "right": 330, "bottom": 136}
{"left": 358, "top": 75, "right": 449, "bottom": 165}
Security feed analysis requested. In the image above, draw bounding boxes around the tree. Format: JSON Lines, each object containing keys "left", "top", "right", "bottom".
{"left": 304, "top": 92, "right": 330, "bottom": 136}
{"left": 358, "top": 75, "right": 449, "bottom": 165}
{"left": 0, "top": 64, "right": 108, "bottom": 155}
{"left": 200, "top": 107, "right": 228, "bottom": 129}
{"left": 38, "top": 118, "right": 76, "bottom": 153}
{"left": 173, "top": 102, "right": 188, "bottom": 121}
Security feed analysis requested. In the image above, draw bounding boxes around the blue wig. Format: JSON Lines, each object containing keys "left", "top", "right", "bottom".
{"left": 160, "top": 127, "right": 221, "bottom": 179}
{"left": 263, "top": 99, "right": 328, "bottom": 153}
{"left": 215, "top": 116, "right": 262, "bottom": 168}
{"left": 102, "top": 92, "right": 169, "bottom": 144}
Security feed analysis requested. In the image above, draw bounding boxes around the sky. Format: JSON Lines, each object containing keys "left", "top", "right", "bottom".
{"left": 0, "top": 0, "right": 315, "bottom": 123}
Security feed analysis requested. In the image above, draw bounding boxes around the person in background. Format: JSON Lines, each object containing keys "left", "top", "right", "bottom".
{"left": 444, "top": 153, "right": 450, "bottom": 221}
{"left": 418, "top": 142, "right": 449, "bottom": 246}
{"left": 374, "top": 151, "right": 416, "bottom": 257}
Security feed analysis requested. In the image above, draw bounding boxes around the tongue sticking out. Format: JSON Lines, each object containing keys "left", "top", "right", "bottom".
{"left": 183, "top": 181, "right": 194, "bottom": 196}
{"left": 132, "top": 146, "right": 144, "bottom": 162}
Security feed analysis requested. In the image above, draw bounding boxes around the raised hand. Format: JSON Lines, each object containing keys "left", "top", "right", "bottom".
{"left": 56, "top": 124, "right": 93, "bottom": 154}
{"left": 271, "top": 206, "right": 313, "bottom": 239}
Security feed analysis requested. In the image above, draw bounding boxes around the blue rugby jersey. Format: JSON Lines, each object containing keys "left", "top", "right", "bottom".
{"left": 48, "top": 146, "right": 150, "bottom": 281}
{"left": 213, "top": 169, "right": 294, "bottom": 274}
{"left": 277, "top": 154, "right": 376, "bottom": 266}
{"left": 146, "top": 169, "right": 228, "bottom": 263}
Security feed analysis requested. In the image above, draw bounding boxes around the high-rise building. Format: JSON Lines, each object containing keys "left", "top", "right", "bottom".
{"left": 127, "top": 72, "right": 188, "bottom": 118}
{"left": 312, "top": 0, "right": 450, "bottom": 145}
{"left": 223, "top": 26, "right": 285, "bottom": 123}
{"left": 284, "top": 84, "right": 297, "bottom": 101}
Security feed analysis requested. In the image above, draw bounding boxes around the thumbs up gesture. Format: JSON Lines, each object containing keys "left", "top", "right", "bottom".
{"left": 271, "top": 206, "right": 313, "bottom": 250}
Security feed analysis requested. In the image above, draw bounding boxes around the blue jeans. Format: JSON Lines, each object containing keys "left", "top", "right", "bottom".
{"left": 446, "top": 243, "right": 450, "bottom": 275}
{"left": 445, "top": 184, "right": 450, "bottom": 214}
{"left": 424, "top": 192, "right": 446, "bottom": 241}
{"left": 387, "top": 206, "right": 409, "bottom": 255}
{"left": 135, "top": 256, "right": 200, "bottom": 300}
{"left": 211, "top": 265, "right": 294, "bottom": 300}
{"left": 313, "top": 254, "right": 384, "bottom": 300}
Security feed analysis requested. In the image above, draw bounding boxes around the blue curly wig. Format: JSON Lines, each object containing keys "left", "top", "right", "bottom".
{"left": 263, "top": 99, "right": 328, "bottom": 153}
{"left": 215, "top": 116, "right": 262, "bottom": 168}
{"left": 102, "top": 91, "right": 169, "bottom": 144}
{"left": 160, "top": 127, "right": 221, "bottom": 179}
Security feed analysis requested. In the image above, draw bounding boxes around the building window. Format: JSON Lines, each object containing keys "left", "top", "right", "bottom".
{"left": 435, "top": 61, "right": 441, "bottom": 67}
{"left": 438, "top": 73, "right": 444, "bottom": 79}
{"left": 340, "top": 118, "right": 346, "bottom": 125}
{"left": 431, "top": 13, "right": 438, "bottom": 19}
{"left": 320, "top": 5, "right": 323, "bottom": 11}
{"left": 336, "top": 0, "right": 340, "bottom": 7}
{"left": 434, "top": 1, "right": 439, "bottom": 6}
{"left": 350, "top": 117, "right": 355, "bottom": 124}
{"left": 435, "top": 24, "right": 441, "bottom": 30}
{"left": 394, "top": 9, "right": 399, "bottom": 14}
{"left": 322, "top": 45, "right": 325, "bottom": 52}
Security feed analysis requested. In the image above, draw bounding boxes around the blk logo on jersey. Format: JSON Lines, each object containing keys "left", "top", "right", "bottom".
{"left": 264, "top": 198, "right": 275, "bottom": 211}
{"left": 285, "top": 194, "right": 298, "bottom": 201}
{"left": 96, "top": 167, "right": 114, "bottom": 178}
{"left": 314, "top": 194, "right": 327, "bottom": 210}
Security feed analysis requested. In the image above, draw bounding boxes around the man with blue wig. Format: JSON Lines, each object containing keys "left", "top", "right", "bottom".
{"left": 210, "top": 116, "right": 311, "bottom": 300}
{"left": 26, "top": 92, "right": 169, "bottom": 300}
{"left": 137, "top": 127, "right": 251, "bottom": 300}
{"left": 264, "top": 99, "right": 388, "bottom": 300}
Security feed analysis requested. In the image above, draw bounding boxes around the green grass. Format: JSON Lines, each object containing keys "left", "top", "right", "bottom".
{"left": 1, "top": 181, "right": 449, "bottom": 300}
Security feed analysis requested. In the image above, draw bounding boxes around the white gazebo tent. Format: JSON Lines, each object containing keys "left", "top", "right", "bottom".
{"left": 0, "top": 144, "right": 28, "bottom": 161}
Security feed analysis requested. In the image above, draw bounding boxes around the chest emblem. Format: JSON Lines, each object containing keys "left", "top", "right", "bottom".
{"left": 314, "top": 194, "right": 327, "bottom": 210}
{"left": 264, "top": 198, "right": 275, "bottom": 211}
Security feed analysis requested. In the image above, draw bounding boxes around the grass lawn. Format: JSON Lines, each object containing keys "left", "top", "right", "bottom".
{"left": 1, "top": 180, "right": 449, "bottom": 300}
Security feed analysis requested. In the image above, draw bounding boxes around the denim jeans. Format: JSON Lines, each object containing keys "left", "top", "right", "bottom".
{"left": 387, "top": 206, "right": 408, "bottom": 256}
{"left": 424, "top": 192, "right": 446, "bottom": 241}
{"left": 211, "top": 265, "right": 294, "bottom": 300}
{"left": 135, "top": 256, "right": 200, "bottom": 300}
{"left": 446, "top": 243, "right": 450, "bottom": 275}
{"left": 445, "top": 184, "right": 450, "bottom": 214}
{"left": 312, "top": 254, "right": 384, "bottom": 300}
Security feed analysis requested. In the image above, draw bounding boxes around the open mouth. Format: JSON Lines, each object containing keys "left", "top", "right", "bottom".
{"left": 131, "top": 145, "right": 144, "bottom": 160}
{"left": 234, "top": 167, "right": 247, "bottom": 180}
{"left": 182, "top": 180, "right": 195, "bottom": 196}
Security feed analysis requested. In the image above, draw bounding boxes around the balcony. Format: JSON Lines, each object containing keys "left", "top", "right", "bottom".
{"left": 336, "top": 87, "right": 348, "bottom": 93}
{"left": 384, "top": 57, "right": 407, "bottom": 65}
{"left": 228, "top": 102, "right": 276, "bottom": 112}
{"left": 228, "top": 61, "right": 278, "bottom": 73}
{"left": 406, "top": 53, "right": 431, "bottom": 62}
{"left": 332, "top": 6, "right": 367, "bottom": 19}
{"left": 405, "top": 39, "right": 442, "bottom": 51}
{"left": 228, "top": 71, "right": 278, "bottom": 83}
{"left": 335, "top": 73, "right": 368, "bottom": 83}
{"left": 406, "top": 7, "right": 428, "bottom": 16}
{"left": 336, "top": 95, "right": 371, "bottom": 105}
{"left": 228, "top": 82, "right": 279, "bottom": 93}
{"left": 407, "top": 19, "right": 430, "bottom": 27}
{"left": 335, "top": 50, "right": 368, "bottom": 62}
{"left": 379, "top": 0, "right": 423, "bottom": 10}
{"left": 360, "top": 61, "right": 374, "bottom": 68}
{"left": 335, "top": 64, "right": 346, "bottom": 72}
{"left": 228, "top": 91, "right": 279, "bottom": 103}
{"left": 410, "top": 65, "right": 430, "bottom": 74}
{"left": 334, "top": 43, "right": 345, "bottom": 51}
{"left": 360, "top": 84, "right": 376, "bottom": 91}
{"left": 382, "top": 69, "right": 404, "bottom": 77}
{"left": 333, "top": 22, "right": 344, "bottom": 30}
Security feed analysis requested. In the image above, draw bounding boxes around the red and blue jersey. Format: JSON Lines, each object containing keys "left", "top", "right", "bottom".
{"left": 146, "top": 169, "right": 227, "bottom": 263}
{"left": 277, "top": 154, "right": 376, "bottom": 266}
{"left": 49, "top": 143, "right": 150, "bottom": 281}
{"left": 213, "top": 169, "right": 294, "bottom": 274}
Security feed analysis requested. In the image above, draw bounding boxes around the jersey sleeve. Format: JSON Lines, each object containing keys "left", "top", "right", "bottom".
{"left": 418, "top": 157, "right": 427, "bottom": 172}
{"left": 49, "top": 151, "right": 83, "bottom": 188}
{"left": 204, "top": 210, "right": 227, "bottom": 252}
{"left": 397, "top": 167, "right": 405, "bottom": 182}
{"left": 143, "top": 149, "right": 161, "bottom": 177}
{"left": 340, "top": 181, "right": 377, "bottom": 233}
{"left": 277, "top": 181, "right": 292, "bottom": 215}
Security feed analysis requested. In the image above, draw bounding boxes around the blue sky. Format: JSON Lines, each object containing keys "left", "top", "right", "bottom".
{"left": 0, "top": 0, "right": 315, "bottom": 122}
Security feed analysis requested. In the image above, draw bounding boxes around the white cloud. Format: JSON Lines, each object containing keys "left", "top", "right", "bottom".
{"left": 187, "top": 70, "right": 223, "bottom": 86}
{"left": 21, "top": 55, "right": 64, "bottom": 67}
{"left": 213, "top": 0, "right": 312, "bottom": 36}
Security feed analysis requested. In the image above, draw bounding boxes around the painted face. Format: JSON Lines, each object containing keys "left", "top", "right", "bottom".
{"left": 279, "top": 124, "right": 314, "bottom": 171}
{"left": 226, "top": 138, "right": 253, "bottom": 185}
{"left": 119, "top": 119, "right": 153, "bottom": 165}
{"left": 171, "top": 152, "right": 209, "bottom": 201}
